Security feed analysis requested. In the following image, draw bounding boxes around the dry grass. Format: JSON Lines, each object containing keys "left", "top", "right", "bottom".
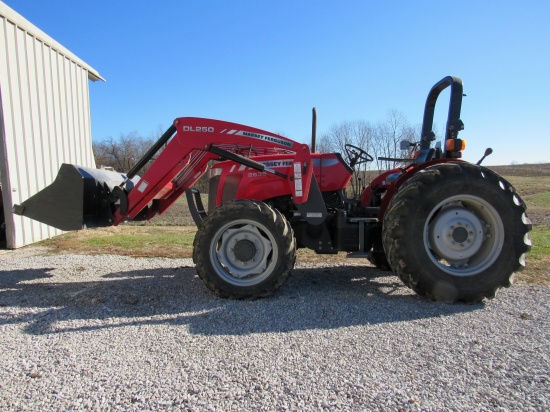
{"left": 42, "top": 226, "right": 196, "bottom": 259}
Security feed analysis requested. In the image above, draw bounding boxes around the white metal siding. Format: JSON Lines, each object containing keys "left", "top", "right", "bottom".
{"left": 0, "top": 3, "right": 101, "bottom": 248}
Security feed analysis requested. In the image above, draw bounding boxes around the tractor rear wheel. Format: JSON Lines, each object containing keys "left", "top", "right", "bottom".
{"left": 368, "top": 230, "right": 391, "bottom": 271}
{"left": 193, "top": 199, "right": 296, "bottom": 299}
{"left": 382, "top": 162, "right": 531, "bottom": 303}
{"left": 368, "top": 251, "right": 391, "bottom": 271}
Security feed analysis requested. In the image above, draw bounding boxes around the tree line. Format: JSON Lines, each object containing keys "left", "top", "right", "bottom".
{"left": 316, "top": 109, "right": 417, "bottom": 196}
{"left": 92, "top": 130, "right": 213, "bottom": 192}
{"left": 93, "top": 110, "right": 418, "bottom": 195}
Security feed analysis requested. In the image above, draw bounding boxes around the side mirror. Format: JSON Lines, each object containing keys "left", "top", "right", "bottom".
{"left": 400, "top": 140, "right": 412, "bottom": 151}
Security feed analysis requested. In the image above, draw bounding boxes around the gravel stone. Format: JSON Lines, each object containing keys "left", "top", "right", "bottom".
{"left": 0, "top": 249, "right": 548, "bottom": 411}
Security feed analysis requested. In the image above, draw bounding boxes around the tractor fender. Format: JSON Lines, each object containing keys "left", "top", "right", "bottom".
{"left": 377, "top": 159, "right": 466, "bottom": 221}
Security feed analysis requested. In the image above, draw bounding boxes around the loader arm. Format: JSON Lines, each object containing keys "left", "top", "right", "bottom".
{"left": 112, "top": 117, "right": 314, "bottom": 225}
{"left": 13, "top": 117, "right": 315, "bottom": 231}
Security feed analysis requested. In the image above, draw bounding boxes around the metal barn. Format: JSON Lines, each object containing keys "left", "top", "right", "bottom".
{"left": 0, "top": 2, "right": 104, "bottom": 248}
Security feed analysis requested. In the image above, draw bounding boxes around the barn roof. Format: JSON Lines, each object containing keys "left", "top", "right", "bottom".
{"left": 0, "top": 1, "right": 105, "bottom": 82}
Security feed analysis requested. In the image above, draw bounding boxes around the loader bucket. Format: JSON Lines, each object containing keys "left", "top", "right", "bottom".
{"left": 13, "top": 164, "right": 136, "bottom": 231}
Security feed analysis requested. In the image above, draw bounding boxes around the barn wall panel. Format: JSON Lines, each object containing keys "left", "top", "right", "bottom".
{"left": 0, "top": 5, "right": 99, "bottom": 248}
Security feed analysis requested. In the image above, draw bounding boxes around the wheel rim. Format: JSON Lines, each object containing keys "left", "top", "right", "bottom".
{"left": 209, "top": 219, "right": 278, "bottom": 286}
{"left": 424, "top": 195, "right": 505, "bottom": 277}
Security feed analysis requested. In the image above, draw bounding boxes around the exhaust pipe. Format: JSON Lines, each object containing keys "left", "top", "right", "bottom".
{"left": 13, "top": 164, "right": 138, "bottom": 231}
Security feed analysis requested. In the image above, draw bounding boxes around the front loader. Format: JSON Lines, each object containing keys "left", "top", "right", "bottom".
{"left": 14, "top": 76, "right": 532, "bottom": 303}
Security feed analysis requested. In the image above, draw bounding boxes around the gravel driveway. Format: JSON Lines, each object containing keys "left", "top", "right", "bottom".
{"left": 0, "top": 248, "right": 548, "bottom": 411}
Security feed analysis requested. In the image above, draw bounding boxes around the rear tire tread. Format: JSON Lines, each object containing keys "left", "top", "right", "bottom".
{"left": 383, "top": 162, "right": 531, "bottom": 303}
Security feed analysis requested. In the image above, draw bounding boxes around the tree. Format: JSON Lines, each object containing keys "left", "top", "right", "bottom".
{"left": 372, "top": 109, "right": 416, "bottom": 172}
{"left": 317, "top": 111, "right": 417, "bottom": 196}
{"left": 93, "top": 132, "right": 156, "bottom": 173}
{"left": 93, "top": 130, "right": 212, "bottom": 193}
{"left": 317, "top": 120, "right": 376, "bottom": 197}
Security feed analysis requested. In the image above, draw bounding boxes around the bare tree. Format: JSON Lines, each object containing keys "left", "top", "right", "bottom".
{"left": 317, "top": 120, "right": 376, "bottom": 196}
{"left": 93, "top": 132, "right": 156, "bottom": 173}
{"left": 372, "top": 109, "right": 416, "bottom": 172}
{"left": 315, "top": 110, "right": 422, "bottom": 195}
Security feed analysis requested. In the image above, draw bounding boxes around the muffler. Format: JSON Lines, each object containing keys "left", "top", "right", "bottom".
{"left": 13, "top": 164, "right": 138, "bottom": 231}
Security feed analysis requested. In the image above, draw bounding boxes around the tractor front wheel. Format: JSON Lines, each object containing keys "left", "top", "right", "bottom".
{"left": 382, "top": 162, "right": 531, "bottom": 303}
{"left": 193, "top": 199, "right": 296, "bottom": 299}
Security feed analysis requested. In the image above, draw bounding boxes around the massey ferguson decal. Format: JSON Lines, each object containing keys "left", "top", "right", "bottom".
{"left": 242, "top": 132, "right": 293, "bottom": 148}
{"left": 219, "top": 130, "right": 293, "bottom": 148}
{"left": 260, "top": 160, "right": 294, "bottom": 168}
{"left": 227, "top": 160, "right": 293, "bottom": 172}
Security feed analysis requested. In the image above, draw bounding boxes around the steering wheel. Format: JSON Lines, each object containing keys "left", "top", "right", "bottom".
{"left": 344, "top": 144, "right": 374, "bottom": 167}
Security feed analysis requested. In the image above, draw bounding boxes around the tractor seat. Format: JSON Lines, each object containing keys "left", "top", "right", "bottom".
{"left": 415, "top": 148, "right": 435, "bottom": 164}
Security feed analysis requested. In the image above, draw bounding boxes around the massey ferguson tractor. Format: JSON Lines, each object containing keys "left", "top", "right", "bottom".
{"left": 14, "top": 76, "right": 532, "bottom": 303}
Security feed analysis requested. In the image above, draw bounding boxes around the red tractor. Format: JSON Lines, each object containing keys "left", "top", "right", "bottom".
{"left": 14, "top": 76, "right": 532, "bottom": 302}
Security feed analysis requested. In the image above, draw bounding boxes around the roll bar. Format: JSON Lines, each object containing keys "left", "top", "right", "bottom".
{"left": 420, "top": 76, "right": 464, "bottom": 154}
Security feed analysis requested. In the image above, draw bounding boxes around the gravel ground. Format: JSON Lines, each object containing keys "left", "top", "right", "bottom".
{"left": 0, "top": 248, "right": 548, "bottom": 411}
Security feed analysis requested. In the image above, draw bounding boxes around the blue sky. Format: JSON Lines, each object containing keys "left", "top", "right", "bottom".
{"left": 4, "top": 0, "right": 550, "bottom": 165}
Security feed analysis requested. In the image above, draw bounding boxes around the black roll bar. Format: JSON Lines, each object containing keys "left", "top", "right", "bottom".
{"left": 420, "top": 76, "right": 464, "bottom": 154}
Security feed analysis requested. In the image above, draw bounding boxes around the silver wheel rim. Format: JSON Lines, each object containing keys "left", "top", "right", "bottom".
{"left": 209, "top": 219, "right": 278, "bottom": 286}
{"left": 424, "top": 195, "right": 504, "bottom": 277}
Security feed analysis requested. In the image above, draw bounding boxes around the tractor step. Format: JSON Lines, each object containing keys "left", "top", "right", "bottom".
{"left": 346, "top": 251, "right": 373, "bottom": 259}
{"left": 186, "top": 188, "right": 208, "bottom": 227}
